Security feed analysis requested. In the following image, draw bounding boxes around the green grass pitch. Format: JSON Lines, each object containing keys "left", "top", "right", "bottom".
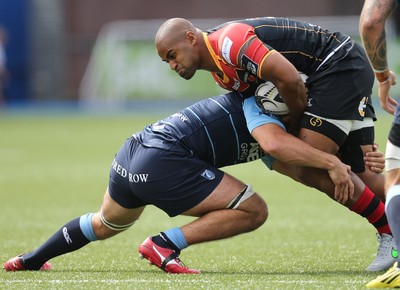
{"left": 0, "top": 109, "right": 395, "bottom": 289}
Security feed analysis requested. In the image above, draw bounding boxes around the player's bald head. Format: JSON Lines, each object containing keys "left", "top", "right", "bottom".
{"left": 155, "top": 18, "right": 196, "bottom": 47}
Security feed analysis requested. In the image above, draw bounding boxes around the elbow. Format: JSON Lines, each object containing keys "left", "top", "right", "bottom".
{"left": 360, "top": 17, "right": 381, "bottom": 35}
{"left": 260, "top": 139, "right": 282, "bottom": 158}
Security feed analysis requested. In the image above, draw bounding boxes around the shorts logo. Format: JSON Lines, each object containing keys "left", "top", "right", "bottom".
{"left": 358, "top": 96, "right": 367, "bottom": 117}
{"left": 310, "top": 117, "right": 323, "bottom": 127}
{"left": 221, "top": 36, "right": 233, "bottom": 65}
{"left": 112, "top": 159, "right": 148, "bottom": 183}
{"left": 201, "top": 169, "right": 215, "bottom": 180}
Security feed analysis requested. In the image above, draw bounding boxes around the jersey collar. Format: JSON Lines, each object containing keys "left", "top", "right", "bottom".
{"left": 202, "top": 32, "right": 229, "bottom": 84}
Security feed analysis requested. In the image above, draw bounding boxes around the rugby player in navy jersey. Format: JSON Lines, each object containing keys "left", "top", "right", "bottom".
{"left": 3, "top": 92, "right": 385, "bottom": 274}
{"left": 155, "top": 17, "right": 395, "bottom": 271}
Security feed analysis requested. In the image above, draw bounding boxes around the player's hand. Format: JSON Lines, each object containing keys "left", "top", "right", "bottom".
{"left": 364, "top": 143, "right": 385, "bottom": 174}
{"left": 378, "top": 70, "right": 397, "bottom": 115}
{"left": 328, "top": 161, "right": 354, "bottom": 204}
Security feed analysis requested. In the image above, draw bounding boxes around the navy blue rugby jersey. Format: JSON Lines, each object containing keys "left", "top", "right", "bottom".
{"left": 208, "top": 17, "right": 352, "bottom": 77}
{"left": 135, "top": 92, "right": 265, "bottom": 167}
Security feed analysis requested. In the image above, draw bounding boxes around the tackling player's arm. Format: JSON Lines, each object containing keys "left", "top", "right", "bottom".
{"left": 252, "top": 122, "right": 354, "bottom": 203}
{"left": 243, "top": 96, "right": 353, "bottom": 203}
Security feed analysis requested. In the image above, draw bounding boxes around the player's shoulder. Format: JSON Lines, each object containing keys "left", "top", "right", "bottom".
{"left": 218, "top": 22, "right": 255, "bottom": 42}
{"left": 213, "top": 22, "right": 256, "bottom": 65}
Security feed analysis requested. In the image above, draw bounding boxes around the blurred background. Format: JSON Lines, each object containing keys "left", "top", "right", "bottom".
{"left": 0, "top": 0, "right": 399, "bottom": 109}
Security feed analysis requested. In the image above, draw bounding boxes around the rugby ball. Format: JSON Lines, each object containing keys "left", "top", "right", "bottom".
{"left": 255, "top": 72, "right": 308, "bottom": 115}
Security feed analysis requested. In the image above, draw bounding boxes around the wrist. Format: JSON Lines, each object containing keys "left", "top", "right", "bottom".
{"left": 325, "top": 155, "right": 338, "bottom": 171}
{"left": 374, "top": 68, "right": 391, "bottom": 83}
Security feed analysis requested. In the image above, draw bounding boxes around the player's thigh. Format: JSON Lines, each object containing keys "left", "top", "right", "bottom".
{"left": 99, "top": 187, "right": 145, "bottom": 225}
{"left": 182, "top": 172, "right": 267, "bottom": 217}
{"left": 298, "top": 126, "right": 339, "bottom": 154}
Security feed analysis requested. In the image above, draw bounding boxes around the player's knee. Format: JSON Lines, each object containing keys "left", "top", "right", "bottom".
{"left": 90, "top": 213, "right": 121, "bottom": 240}
{"left": 90, "top": 213, "right": 113, "bottom": 240}
{"left": 229, "top": 184, "right": 268, "bottom": 229}
{"left": 252, "top": 197, "right": 269, "bottom": 229}
{"left": 92, "top": 211, "right": 136, "bottom": 240}
{"left": 246, "top": 194, "right": 269, "bottom": 230}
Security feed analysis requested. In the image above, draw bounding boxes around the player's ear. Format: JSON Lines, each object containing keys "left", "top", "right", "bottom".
{"left": 186, "top": 31, "right": 196, "bottom": 45}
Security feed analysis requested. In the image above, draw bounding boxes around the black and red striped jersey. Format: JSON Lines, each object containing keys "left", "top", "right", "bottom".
{"left": 206, "top": 17, "right": 351, "bottom": 96}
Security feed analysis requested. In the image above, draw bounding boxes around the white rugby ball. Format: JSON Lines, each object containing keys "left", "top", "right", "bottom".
{"left": 255, "top": 72, "right": 308, "bottom": 115}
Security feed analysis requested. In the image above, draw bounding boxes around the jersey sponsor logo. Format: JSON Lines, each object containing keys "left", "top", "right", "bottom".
{"left": 241, "top": 55, "right": 258, "bottom": 75}
{"left": 201, "top": 169, "right": 216, "bottom": 180}
{"left": 358, "top": 96, "right": 367, "bottom": 117}
{"left": 232, "top": 78, "right": 241, "bottom": 90}
{"left": 112, "top": 159, "right": 149, "bottom": 183}
{"left": 309, "top": 117, "right": 323, "bottom": 127}
{"left": 240, "top": 142, "right": 261, "bottom": 162}
{"left": 62, "top": 227, "right": 73, "bottom": 244}
{"left": 221, "top": 36, "right": 233, "bottom": 65}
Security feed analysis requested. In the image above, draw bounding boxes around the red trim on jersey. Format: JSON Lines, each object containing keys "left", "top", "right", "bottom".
{"left": 205, "top": 22, "right": 274, "bottom": 92}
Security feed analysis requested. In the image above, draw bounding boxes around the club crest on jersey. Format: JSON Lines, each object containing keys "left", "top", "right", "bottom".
{"left": 243, "top": 71, "right": 256, "bottom": 83}
{"left": 241, "top": 55, "right": 258, "bottom": 75}
{"left": 201, "top": 169, "right": 215, "bottom": 180}
{"left": 358, "top": 96, "right": 367, "bottom": 117}
{"left": 221, "top": 36, "right": 233, "bottom": 65}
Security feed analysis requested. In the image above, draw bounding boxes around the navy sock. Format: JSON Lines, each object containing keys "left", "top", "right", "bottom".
{"left": 151, "top": 232, "right": 180, "bottom": 254}
{"left": 23, "top": 217, "right": 90, "bottom": 270}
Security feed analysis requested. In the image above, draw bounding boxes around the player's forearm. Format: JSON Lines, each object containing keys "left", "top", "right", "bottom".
{"left": 268, "top": 139, "right": 338, "bottom": 171}
{"left": 276, "top": 79, "right": 307, "bottom": 127}
{"left": 256, "top": 130, "right": 338, "bottom": 171}
{"left": 359, "top": 0, "right": 396, "bottom": 71}
{"left": 360, "top": 23, "right": 388, "bottom": 72}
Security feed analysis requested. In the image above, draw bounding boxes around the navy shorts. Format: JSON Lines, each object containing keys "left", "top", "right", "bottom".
{"left": 108, "top": 136, "right": 224, "bottom": 217}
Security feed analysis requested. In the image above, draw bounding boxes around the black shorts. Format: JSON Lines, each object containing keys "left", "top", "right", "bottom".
{"left": 301, "top": 114, "right": 375, "bottom": 173}
{"left": 300, "top": 42, "right": 376, "bottom": 173}
{"left": 305, "top": 42, "right": 376, "bottom": 121}
{"left": 108, "top": 136, "right": 224, "bottom": 217}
